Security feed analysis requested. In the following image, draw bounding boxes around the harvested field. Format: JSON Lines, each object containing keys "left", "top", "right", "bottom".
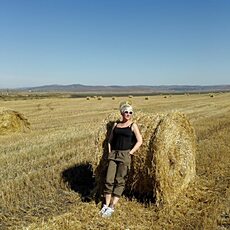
{"left": 0, "top": 93, "right": 229, "bottom": 229}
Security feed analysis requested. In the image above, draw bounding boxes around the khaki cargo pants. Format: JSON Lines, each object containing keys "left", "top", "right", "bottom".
{"left": 104, "top": 150, "right": 131, "bottom": 197}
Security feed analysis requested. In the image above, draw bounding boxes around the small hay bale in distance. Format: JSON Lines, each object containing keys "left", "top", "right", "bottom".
{"left": 0, "top": 107, "right": 30, "bottom": 135}
{"left": 94, "top": 111, "right": 196, "bottom": 206}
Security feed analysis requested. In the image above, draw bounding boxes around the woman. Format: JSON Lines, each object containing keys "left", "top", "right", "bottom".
{"left": 99, "top": 103, "right": 142, "bottom": 217}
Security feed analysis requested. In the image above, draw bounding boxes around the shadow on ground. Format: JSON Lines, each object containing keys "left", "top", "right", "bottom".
{"left": 61, "top": 162, "right": 96, "bottom": 202}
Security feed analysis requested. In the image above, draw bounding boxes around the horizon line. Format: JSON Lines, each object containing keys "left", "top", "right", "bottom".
{"left": 1, "top": 83, "right": 230, "bottom": 90}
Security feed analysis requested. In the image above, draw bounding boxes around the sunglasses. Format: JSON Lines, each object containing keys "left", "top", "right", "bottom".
{"left": 124, "top": 111, "right": 133, "bottom": 115}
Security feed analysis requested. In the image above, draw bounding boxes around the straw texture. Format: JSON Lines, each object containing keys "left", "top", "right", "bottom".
{"left": 0, "top": 107, "right": 30, "bottom": 135}
{"left": 94, "top": 111, "right": 196, "bottom": 206}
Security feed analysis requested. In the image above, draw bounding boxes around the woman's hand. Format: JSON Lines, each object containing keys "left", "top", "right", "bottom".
{"left": 130, "top": 123, "right": 143, "bottom": 154}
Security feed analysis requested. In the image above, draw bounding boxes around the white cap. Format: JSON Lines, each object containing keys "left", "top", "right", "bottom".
{"left": 120, "top": 104, "right": 133, "bottom": 113}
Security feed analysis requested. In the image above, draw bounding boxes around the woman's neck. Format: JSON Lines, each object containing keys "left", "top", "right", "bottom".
{"left": 121, "top": 119, "right": 131, "bottom": 124}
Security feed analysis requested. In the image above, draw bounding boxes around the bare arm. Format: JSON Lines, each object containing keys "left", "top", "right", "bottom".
{"left": 130, "top": 123, "right": 142, "bottom": 155}
{"left": 108, "top": 122, "right": 117, "bottom": 153}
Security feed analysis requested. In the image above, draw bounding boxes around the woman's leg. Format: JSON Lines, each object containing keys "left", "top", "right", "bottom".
{"left": 110, "top": 196, "right": 120, "bottom": 208}
{"left": 112, "top": 162, "right": 128, "bottom": 206}
{"left": 105, "top": 193, "right": 112, "bottom": 207}
{"left": 104, "top": 160, "right": 117, "bottom": 205}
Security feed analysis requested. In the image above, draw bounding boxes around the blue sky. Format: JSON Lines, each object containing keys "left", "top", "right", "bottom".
{"left": 0, "top": 0, "right": 230, "bottom": 88}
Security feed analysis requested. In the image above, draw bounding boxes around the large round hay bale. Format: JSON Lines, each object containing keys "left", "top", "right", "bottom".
{"left": 153, "top": 112, "right": 196, "bottom": 206}
{"left": 94, "top": 111, "right": 196, "bottom": 206}
{"left": 0, "top": 107, "right": 30, "bottom": 135}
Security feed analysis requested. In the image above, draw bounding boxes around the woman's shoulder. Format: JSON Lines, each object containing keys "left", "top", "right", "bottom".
{"left": 131, "top": 121, "right": 138, "bottom": 126}
{"left": 131, "top": 122, "right": 138, "bottom": 130}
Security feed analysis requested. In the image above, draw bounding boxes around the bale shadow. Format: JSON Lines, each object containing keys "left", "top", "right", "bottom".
{"left": 61, "top": 162, "right": 96, "bottom": 202}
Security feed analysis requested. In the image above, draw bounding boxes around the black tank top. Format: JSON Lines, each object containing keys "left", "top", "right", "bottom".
{"left": 111, "top": 123, "right": 135, "bottom": 150}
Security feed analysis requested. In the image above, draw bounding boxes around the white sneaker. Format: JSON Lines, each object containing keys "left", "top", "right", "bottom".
{"left": 102, "top": 206, "right": 114, "bottom": 218}
{"left": 99, "top": 204, "right": 108, "bottom": 215}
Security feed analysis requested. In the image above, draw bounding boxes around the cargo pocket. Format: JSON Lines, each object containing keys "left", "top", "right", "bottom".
{"left": 123, "top": 151, "right": 131, "bottom": 167}
{"left": 108, "top": 150, "right": 116, "bottom": 161}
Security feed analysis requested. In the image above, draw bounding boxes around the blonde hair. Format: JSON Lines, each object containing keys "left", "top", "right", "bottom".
{"left": 119, "top": 101, "right": 133, "bottom": 113}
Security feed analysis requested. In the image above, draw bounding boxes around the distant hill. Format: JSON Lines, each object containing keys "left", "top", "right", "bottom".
{"left": 23, "top": 84, "right": 230, "bottom": 93}
{"left": 2, "top": 84, "right": 230, "bottom": 94}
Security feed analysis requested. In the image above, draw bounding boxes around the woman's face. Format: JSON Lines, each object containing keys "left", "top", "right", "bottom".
{"left": 122, "top": 109, "right": 133, "bottom": 120}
